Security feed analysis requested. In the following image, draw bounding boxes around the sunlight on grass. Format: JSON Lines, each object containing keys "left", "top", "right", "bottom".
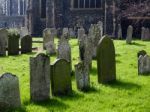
{"left": 0, "top": 38, "right": 150, "bottom": 112}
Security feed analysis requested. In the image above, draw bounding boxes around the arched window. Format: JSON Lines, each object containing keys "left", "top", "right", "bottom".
{"left": 72, "top": 0, "right": 102, "bottom": 9}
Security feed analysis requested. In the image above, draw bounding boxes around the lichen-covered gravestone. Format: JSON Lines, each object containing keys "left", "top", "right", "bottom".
{"left": 8, "top": 31, "right": 20, "bottom": 55}
{"left": 21, "top": 35, "right": 32, "bottom": 53}
{"left": 145, "top": 28, "right": 150, "bottom": 41}
{"left": 126, "top": 25, "right": 133, "bottom": 44}
{"left": 75, "top": 62, "right": 90, "bottom": 91}
{"left": 97, "top": 36, "right": 116, "bottom": 83}
{"left": 51, "top": 59, "right": 72, "bottom": 95}
{"left": 89, "top": 24, "right": 102, "bottom": 58}
{"left": 30, "top": 53, "right": 50, "bottom": 101}
{"left": 0, "top": 73, "right": 21, "bottom": 108}
{"left": 57, "top": 35, "right": 72, "bottom": 63}
{"left": 43, "top": 28, "right": 56, "bottom": 54}
{"left": 0, "top": 29, "right": 8, "bottom": 56}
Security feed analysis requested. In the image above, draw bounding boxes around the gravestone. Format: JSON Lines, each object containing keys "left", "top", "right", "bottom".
{"left": 51, "top": 59, "right": 72, "bottom": 95}
{"left": 145, "top": 28, "right": 150, "bottom": 41}
{"left": 69, "top": 28, "right": 76, "bottom": 37}
{"left": 118, "top": 24, "right": 122, "bottom": 39}
{"left": 0, "top": 73, "right": 21, "bottom": 108}
{"left": 20, "top": 27, "right": 28, "bottom": 38}
{"left": 8, "top": 33, "right": 20, "bottom": 55}
{"left": 0, "top": 29, "right": 8, "bottom": 56}
{"left": 141, "top": 27, "right": 145, "bottom": 41}
{"left": 57, "top": 35, "right": 71, "bottom": 63}
{"left": 97, "top": 21, "right": 103, "bottom": 37}
{"left": 62, "top": 28, "right": 69, "bottom": 38}
{"left": 75, "top": 62, "right": 90, "bottom": 91}
{"left": 78, "top": 28, "right": 85, "bottom": 60}
{"left": 137, "top": 50, "right": 147, "bottom": 58}
{"left": 43, "top": 28, "right": 56, "bottom": 54}
{"left": 97, "top": 36, "right": 116, "bottom": 83}
{"left": 126, "top": 25, "right": 133, "bottom": 44}
{"left": 89, "top": 24, "right": 101, "bottom": 58}
{"left": 21, "top": 35, "right": 32, "bottom": 53}
{"left": 138, "top": 55, "right": 150, "bottom": 75}
{"left": 30, "top": 53, "right": 50, "bottom": 101}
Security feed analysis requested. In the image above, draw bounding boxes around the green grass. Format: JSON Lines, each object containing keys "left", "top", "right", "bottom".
{"left": 0, "top": 38, "right": 150, "bottom": 112}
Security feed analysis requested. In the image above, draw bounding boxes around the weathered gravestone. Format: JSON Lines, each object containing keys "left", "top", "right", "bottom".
{"left": 137, "top": 50, "right": 147, "bottom": 58}
{"left": 75, "top": 35, "right": 93, "bottom": 91}
{"left": 30, "top": 53, "right": 50, "bottom": 101}
{"left": 0, "top": 73, "right": 21, "bottom": 108}
{"left": 75, "top": 62, "right": 90, "bottom": 91}
{"left": 51, "top": 59, "right": 72, "bottom": 95}
{"left": 138, "top": 54, "right": 150, "bottom": 75}
{"left": 69, "top": 28, "right": 76, "bottom": 37}
{"left": 0, "top": 29, "right": 8, "bottom": 56}
{"left": 62, "top": 28, "right": 69, "bottom": 38}
{"left": 97, "top": 21, "right": 103, "bottom": 37}
{"left": 57, "top": 35, "right": 71, "bottom": 63}
{"left": 20, "top": 27, "right": 28, "bottom": 38}
{"left": 89, "top": 24, "right": 102, "bottom": 58}
{"left": 21, "top": 35, "right": 32, "bottom": 54}
{"left": 78, "top": 27, "right": 85, "bottom": 60}
{"left": 97, "top": 36, "right": 116, "bottom": 83}
{"left": 117, "top": 24, "right": 122, "bottom": 39}
{"left": 8, "top": 32, "right": 20, "bottom": 55}
{"left": 43, "top": 28, "right": 56, "bottom": 54}
{"left": 145, "top": 28, "right": 150, "bottom": 41}
{"left": 126, "top": 25, "right": 133, "bottom": 44}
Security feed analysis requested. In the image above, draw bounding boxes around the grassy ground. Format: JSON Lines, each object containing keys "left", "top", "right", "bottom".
{"left": 0, "top": 38, "right": 150, "bottom": 112}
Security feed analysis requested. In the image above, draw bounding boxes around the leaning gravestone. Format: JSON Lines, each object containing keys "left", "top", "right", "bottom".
{"left": 0, "top": 73, "right": 21, "bottom": 108}
{"left": 75, "top": 62, "right": 90, "bottom": 91}
{"left": 30, "top": 53, "right": 50, "bottom": 101}
{"left": 8, "top": 32, "right": 20, "bottom": 55}
{"left": 0, "top": 29, "right": 8, "bottom": 56}
{"left": 97, "top": 36, "right": 116, "bottom": 83}
{"left": 51, "top": 59, "right": 72, "bottom": 95}
{"left": 138, "top": 54, "right": 150, "bottom": 75}
{"left": 21, "top": 35, "right": 32, "bottom": 53}
{"left": 126, "top": 25, "right": 133, "bottom": 44}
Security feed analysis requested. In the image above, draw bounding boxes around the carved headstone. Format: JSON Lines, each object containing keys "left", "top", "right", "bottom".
{"left": 75, "top": 62, "right": 90, "bottom": 91}
{"left": 97, "top": 36, "right": 116, "bottom": 83}
{"left": 43, "top": 28, "right": 56, "bottom": 54}
{"left": 20, "top": 27, "right": 28, "bottom": 38}
{"left": 89, "top": 24, "right": 102, "bottom": 58}
{"left": 62, "top": 28, "right": 69, "bottom": 38}
{"left": 21, "top": 35, "right": 32, "bottom": 53}
{"left": 0, "top": 29, "right": 8, "bottom": 56}
{"left": 8, "top": 33, "right": 20, "bottom": 55}
{"left": 0, "top": 73, "right": 21, "bottom": 108}
{"left": 118, "top": 24, "right": 122, "bottom": 39}
{"left": 57, "top": 35, "right": 71, "bottom": 63}
{"left": 51, "top": 59, "right": 72, "bottom": 95}
{"left": 138, "top": 54, "right": 150, "bottom": 75}
{"left": 30, "top": 53, "right": 50, "bottom": 101}
{"left": 126, "top": 25, "right": 133, "bottom": 44}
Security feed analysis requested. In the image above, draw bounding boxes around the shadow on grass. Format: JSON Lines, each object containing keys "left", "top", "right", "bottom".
{"left": 91, "top": 67, "right": 97, "bottom": 76}
{"left": 0, "top": 106, "right": 26, "bottom": 112}
{"left": 129, "top": 42, "right": 145, "bottom": 46}
{"left": 58, "top": 90, "right": 84, "bottom": 101}
{"left": 106, "top": 80, "right": 141, "bottom": 90}
{"left": 116, "top": 60, "right": 122, "bottom": 63}
{"left": 80, "top": 86, "right": 99, "bottom": 94}
{"left": 116, "top": 53, "right": 121, "bottom": 57}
